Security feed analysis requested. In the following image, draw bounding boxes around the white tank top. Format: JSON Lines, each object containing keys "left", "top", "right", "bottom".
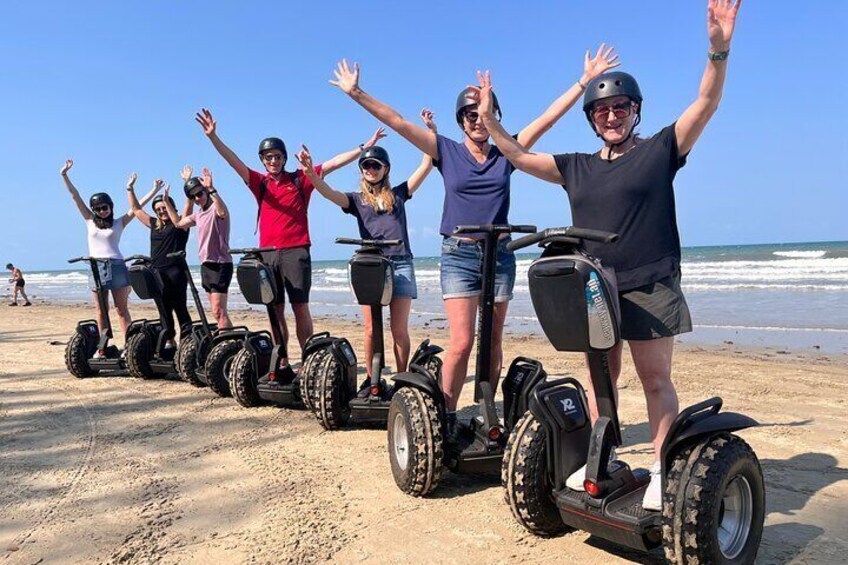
{"left": 86, "top": 218, "right": 125, "bottom": 259}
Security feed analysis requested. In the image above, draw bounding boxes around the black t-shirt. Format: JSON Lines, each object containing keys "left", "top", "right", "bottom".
{"left": 343, "top": 182, "right": 413, "bottom": 257}
{"left": 150, "top": 221, "right": 189, "bottom": 269}
{"left": 553, "top": 124, "right": 687, "bottom": 291}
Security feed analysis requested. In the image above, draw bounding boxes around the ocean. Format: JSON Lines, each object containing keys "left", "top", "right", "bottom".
{"left": 10, "top": 241, "right": 848, "bottom": 355}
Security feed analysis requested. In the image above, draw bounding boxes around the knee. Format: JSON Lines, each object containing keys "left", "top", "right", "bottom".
{"left": 212, "top": 304, "right": 226, "bottom": 320}
{"left": 114, "top": 304, "right": 130, "bottom": 317}
{"left": 449, "top": 336, "right": 474, "bottom": 359}
{"left": 639, "top": 371, "right": 673, "bottom": 395}
{"left": 390, "top": 325, "right": 409, "bottom": 344}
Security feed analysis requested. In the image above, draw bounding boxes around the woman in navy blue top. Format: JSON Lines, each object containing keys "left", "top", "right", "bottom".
{"left": 330, "top": 48, "right": 620, "bottom": 426}
{"left": 479, "top": 0, "right": 743, "bottom": 511}
{"left": 297, "top": 111, "right": 437, "bottom": 396}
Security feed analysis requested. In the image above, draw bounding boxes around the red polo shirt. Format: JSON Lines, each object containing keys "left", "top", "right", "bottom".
{"left": 246, "top": 165, "right": 322, "bottom": 249}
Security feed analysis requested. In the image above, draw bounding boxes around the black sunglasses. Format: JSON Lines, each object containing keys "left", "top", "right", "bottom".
{"left": 360, "top": 160, "right": 384, "bottom": 171}
{"left": 93, "top": 205, "right": 110, "bottom": 213}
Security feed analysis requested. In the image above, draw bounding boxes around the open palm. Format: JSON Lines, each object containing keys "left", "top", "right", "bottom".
{"left": 708, "top": 0, "right": 742, "bottom": 49}
{"left": 584, "top": 44, "right": 621, "bottom": 81}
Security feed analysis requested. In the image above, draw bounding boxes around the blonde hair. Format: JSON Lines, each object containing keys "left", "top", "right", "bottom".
{"left": 358, "top": 174, "right": 394, "bottom": 213}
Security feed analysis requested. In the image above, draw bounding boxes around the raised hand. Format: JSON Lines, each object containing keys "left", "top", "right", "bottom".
{"left": 181, "top": 165, "right": 193, "bottom": 182}
{"left": 60, "top": 159, "right": 74, "bottom": 175}
{"left": 474, "top": 70, "right": 495, "bottom": 116}
{"left": 200, "top": 167, "right": 213, "bottom": 188}
{"left": 127, "top": 172, "right": 138, "bottom": 189}
{"left": 195, "top": 108, "right": 217, "bottom": 136}
{"left": 364, "top": 127, "right": 387, "bottom": 148}
{"left": 583, "top": 43, "right": 621, "bottom": 82}
{"left": 163, "top": 184, "right": 170, "bottom": 199}
{"left": 329, "top": 59, "right": 360, "bottom": 94}
{"left": 295, "top": 145, "right": 315, "bottom": 175}
{"left": 421, "top": 108, "right": 437, "bottom": 133}
{"left": 153, "top": 178, "right": 164, "bottom": 194}
{"left": 708, "top": 0, "right": 742, "bottom": 51}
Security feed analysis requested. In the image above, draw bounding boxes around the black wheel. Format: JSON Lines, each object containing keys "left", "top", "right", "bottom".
{"left": 311, "top": 350, "right": 350, "bottom": 431}
{"left": 230, "top": 347, "right": 263, "bottom": 408}
{"left": 176, "top": 337, "right": 205, "bottom": 387}
{"left": 204, "top": 340, "right": 241, "bottom": 398}
{"left": 125, "top": 330, "right": 155, "bottom": 379}
{"left": 662, "top": 434, "right": 765, "bottom": 565}
{"left": 387, "top": 387, "right": 443, "bottom": 497}
{"left": 502, "top": 411, "right": 569, "bottom": 536}
{"left": 299, "top": 348, "right": 328, "bottom": 412}
{"left": 65, "top": 332, "right": 96, "bottom": 378}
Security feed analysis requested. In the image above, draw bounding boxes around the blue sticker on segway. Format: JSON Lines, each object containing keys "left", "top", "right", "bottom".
{"left": 585, "top": 271, "right": 615, "bottom": 350}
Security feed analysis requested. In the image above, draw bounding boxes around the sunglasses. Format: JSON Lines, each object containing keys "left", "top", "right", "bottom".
{"left": 262, "top": 153, "right": 285, "bottom": 163}
{"left": 154, "top": 207, "right": 169, "bottom": 214}
{"left": 190, "top": 191, "right": 205, "bottom": 199}
{"left": 591, "top": 101, "right": 634, "bottom": 122}
{"left": 93, "top": 205, "right": 110, "bottom": 213}
{"left": 360, "top": 160, "right": 384, "bottom": 171}
{"left": 463, "top": 111, "right": 481, "bottom": 123}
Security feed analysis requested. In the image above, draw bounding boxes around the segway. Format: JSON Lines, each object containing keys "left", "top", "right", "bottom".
{"left": 228, "top": 247, "right": 304, "bottom": 408}
{"left": 123, "top": 254, "right": 182, "bottom": 379}
{"left": 65, "top": 256, "right": 131, "bottom": 377}
{"left": 171, "top": 251, "right": 247, "bottom": 397}
{"left": 501, "top": 227, "right": 765, "bottom": 564}
{"left": 386, "top": 224, "right": 538, "bottom": 497}
{"left": 300, "top": 238, "right": 443, "bottom": 430}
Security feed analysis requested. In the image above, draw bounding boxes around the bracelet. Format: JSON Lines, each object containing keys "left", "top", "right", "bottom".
{"left": 126, "top": 187, "right": 134, "bottom": 191}
{"left": 577, "top": 79, "right": 588, "bottom": 89}
{"left": 208, "top": 190, "right": 218, "bottom": 196}
{"left": 708, "top": 50, "right": 730, "bottom": 61}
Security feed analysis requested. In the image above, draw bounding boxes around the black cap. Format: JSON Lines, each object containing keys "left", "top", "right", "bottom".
{"left": 582, "top": 72, "right": 643, "bottom": 117}
{"left": 183, "top": 177, "right": 204, "bottom": 197}
{"left": 455, "top": 86, "right": 501, "bottom": 125}
{"left": 358, "top": 146, "right": 390, "bottom": 170}
{"left": 258, "top": 137, "right": 287, "bottom": 156}
{"left": 89, "top": 192, "right": 113, "bottom": 209}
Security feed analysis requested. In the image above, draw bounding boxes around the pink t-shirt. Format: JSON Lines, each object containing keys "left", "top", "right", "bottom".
{"left": 188, "top": 203, "right": 231, "bottom": 264}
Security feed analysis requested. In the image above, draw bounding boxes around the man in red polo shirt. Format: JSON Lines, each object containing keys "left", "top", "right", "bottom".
{"left": 196, "top": 108, "right": 385, "bottom": 382}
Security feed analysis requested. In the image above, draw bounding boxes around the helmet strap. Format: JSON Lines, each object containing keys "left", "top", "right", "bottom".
{"left": 602, "top": 113, "right": 641, "bottom": 162}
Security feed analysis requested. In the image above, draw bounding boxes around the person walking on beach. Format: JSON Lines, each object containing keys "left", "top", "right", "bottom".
{"left": 164, "top": 166, "right": 233, "bottom": 329}
{"left": 476, "top": 0, "right": 743, "bottom": 510}
{"left": 295, "top": 109, "right": 438, "bottom": 397}
{"left": 60, "top": 160, "right": 158, "bottom": 344}
{"left": 329, "top": 45, "right": 620, "bottom": 437}
{"left": 6, "top": 263, "right": 32, "bottom": 306}
{"left": 128, "top": 176, "right": 193, "bottom": 350}
{"left": 195, "top": 108, "right": 387, "bottom": 383}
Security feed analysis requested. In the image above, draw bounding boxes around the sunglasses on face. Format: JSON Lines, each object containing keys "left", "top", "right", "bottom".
{"left": 190, "top": 191, "right": 205, "bottom": 199}
{"left": 155, "top": 207, "right": 168, "bottom": 215}
{"left": 93, "top": 205, "right": 110, "bottom": 213}
{"left": 262, "top": 153, "right": 285, "bottom": 163}
{"left": 360, "top": 160, "right": 384, "bottom": 171}
{"left": 463, "top": 111, "right": 481, "bottom": 123}
{"left": 591, "top": 101, "right": 633, "bottom": 122}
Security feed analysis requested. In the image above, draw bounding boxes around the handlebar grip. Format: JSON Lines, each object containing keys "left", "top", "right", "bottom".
{"left": 510, "top": 224, "right": 537, "bottom": 234}
{"left": 123, "top": 255, "right": 150, "bottom": 262}
{"left": 335, "top": 238, "right": 362, "bottom": 246}
{"left": 166, "top": 250, "right": 186, "bottom": 259}
{"left": 67, "top": 256, "right": 86, "bottom": 264}
{"left": 228, "top": 247, "right": 275, "bottom": 255}
{"left": 563, "top": 227, "right": 619, "bottom": 244}
{"left": 453, "top": 225, "right": 484, "bottom": 234}
{"left": 505, "top": 231, "right": 546, "bottom": 252}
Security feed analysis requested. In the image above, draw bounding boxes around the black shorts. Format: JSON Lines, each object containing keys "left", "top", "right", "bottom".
{"left": 260, "top": 247, "right": 311, "bottom": 305}
{"left": 201, "top": 262, "right": 234, "bottom": 293}
{"left": 15, "top": 279, "right": 25, "bottom": 288}
{"left": 618, "top": 269, "right": 692, "bottom": 341}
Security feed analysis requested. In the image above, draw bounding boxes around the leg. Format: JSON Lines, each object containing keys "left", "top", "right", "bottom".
{"left": 629, "top": 337, "right": 679, "bottom": 461}
{"left": 583, "top": 341, "right": 624, "bottom": 423}
{"left": 20, "top": 286, "right": 30, "bottom": 304}
{"left": 361, "top": 304, "right": 375, "bottom": 378}
{"left": 489, "top": 301, "right": 509, "bottom": 388}
{"left": 389, "top": 297, "right": 412, "bottom": 373}
{"left": 92, "top": 290, "right": 109, "bottom": 335}
{"left": 273, "top": 302, "right": 290, "bottom": 365}
{"left": 111, "top": 286, "right": 132, "bottom": 338}
{"left": 290, "top": 302, "right": 313, "bottom": 353}
{"left": 208, "top": 292, "right": 232, "bottom": 328}
{"left": 171, "top": 271, "right": 193, "bottom": 341}
{"left": 441, "top": 297, "right": 478, "bottom": 411}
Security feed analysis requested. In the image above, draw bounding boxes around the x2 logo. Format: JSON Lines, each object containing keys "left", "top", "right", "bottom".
{"left": 560, "top": 397, "right": 577, "bottom": 415}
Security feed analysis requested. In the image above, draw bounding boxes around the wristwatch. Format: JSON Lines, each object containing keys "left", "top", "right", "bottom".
{"left": 708, "top": 50, "right": 729, "bottom": 61}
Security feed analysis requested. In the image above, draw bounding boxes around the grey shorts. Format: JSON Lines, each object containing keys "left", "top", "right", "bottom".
{"left": 619, "top": 269, "right": 692, "bottom": 341}
{"left": 260, "top": 247, "right": 311, "bottom": 305}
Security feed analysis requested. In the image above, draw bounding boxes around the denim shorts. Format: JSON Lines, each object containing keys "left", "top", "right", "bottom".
{"left": 440, "top": 236, "right": 516, "bottom": 302}
{"left": 88, "top": 259, "right": 130, "bottom": 292}
{"left": 388, "top": 255, "right": 418, "bottom": 299}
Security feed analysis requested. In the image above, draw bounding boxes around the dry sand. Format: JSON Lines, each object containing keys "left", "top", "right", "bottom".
{"left": 1, "top": 303, "right": 847, "bottom": 564}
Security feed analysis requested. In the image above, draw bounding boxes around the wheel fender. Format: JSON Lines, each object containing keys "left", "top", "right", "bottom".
{"left": 75, "top": 320, "right": 99, "bottom": 339}
{"left": 662, "top": 411, "right": 759, "bottom": 474}
{"left": 502, "top": 357, "right": 547, "bottom": 431}
{"left": 303, "top": 331, "right": 332, "bottom": 357}
{"left": 392, "top": 371, "right": 444, "bottom": 408}
{"left": 210, "top": 328, "right": 250, "bottom": 347}
{"left": 410, "top": 339, "right": 444, "bottom": 366}
{"left": 243, "top": 331, "right": 274, "bottom": 355}
{"left": 126, "top": 319, "right": 149, "bottom": 339}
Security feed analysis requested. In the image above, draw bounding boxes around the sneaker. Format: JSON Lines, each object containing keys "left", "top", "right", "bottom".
{"left": 92, "top": 349, "right": 106, "bottom": 360}
{"left": 270, "top": 364, "right": 296, "bottom": 386}
{"left": 23, "top": 302, "right": 32, "bottom": 307}
{"left": 642, "top": 461, "right": 662, "bottom": 510}
{"left": 8, "top": 302, "right": 17, "bottom": 307}
{"left": 566, "top": 447, "right": 617, "bottom": 491}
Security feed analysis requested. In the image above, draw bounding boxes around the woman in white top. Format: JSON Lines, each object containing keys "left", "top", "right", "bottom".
{"left": 60, "top": 160, "right": 159, "bottom": 340}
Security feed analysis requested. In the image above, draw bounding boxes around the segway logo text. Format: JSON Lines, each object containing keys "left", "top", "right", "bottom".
{"left": 560, "top": 398, "right": 577, "bottom": 414}
{"left": 586, "top": 273, "right": 614, "bottom": 347}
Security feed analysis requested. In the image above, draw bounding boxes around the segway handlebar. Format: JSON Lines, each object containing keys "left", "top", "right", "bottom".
{"left": 166, "top": 250, "right": 186, "bottom": 259}
{"left": 506, "top": 227, "right": 619, "bottom": 252}
{"left": 228, "top": 247, "right": 276, "bottom": 255}
{"left": 123, "top": 255, "right": 151, "bottom": 263}
{"left": 453, "top": 224, "right": 537, "bottom": 235}
{"left": 68, "top": 256, "right": 112, "bottom": 264}
{"left": 335, "top": 237, "right": 402, "bottom": 247}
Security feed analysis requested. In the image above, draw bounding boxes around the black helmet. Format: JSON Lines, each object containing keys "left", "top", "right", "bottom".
{"left": 455, "top": 87, "right": 500, "bottom": 125}
{"left": 258, "top": 137, "right": 287, "bottom": 156}
{"left": 358, "top": 146, "right": 390, "bottom": 170}
{"left": 152, "top": 195, "right": 176, "bottom": 209}
{"left": 5, "top": 263, "right": 13, "bottom": 270}
{"left": 183, "top": 177, "right": 204, "bottom": 197}
{"left": 89, "top": 192, "right": 113, "bottom": 210}
{"left": 582, "top": 72, "right": 643, "bottom": 122}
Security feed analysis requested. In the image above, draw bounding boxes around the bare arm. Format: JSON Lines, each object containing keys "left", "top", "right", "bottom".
{"left": 321, "top": 127, "right": 387, "bottom": 176}
{"left": 295, "top": 146, "right": 350, "bottom": 208}
{"left": 477, "top": 73, "right": 564, "bottom": 184}
{"left": 331, "top": 60, "right": 438, "bottom": 159}
{"left": 128, "top": 177, "right": 161, "bottom": 228}
{"left": 516, "top": 44, "right": 621, "bottom": 149}
{"left": 163, "top": 193, "right": 191, "bottom": 228}
{"left": 407, "top": 108, "right": 438, "bottom": 194}
{"left": 675, "top": 0, "right": 742, "bottom": 156}
{"left": 199, "top": 168, "right": 229, "bottom": 219}
{"left": 195, "top": 108, "right": 251, "bottom": 183}
{"left": 59, "top": 160, "right": 93, "bottom": 220}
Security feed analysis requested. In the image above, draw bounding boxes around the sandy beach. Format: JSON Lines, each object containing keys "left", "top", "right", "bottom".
{"left": 1, "top": 302, "right": 846, "bottom": 564}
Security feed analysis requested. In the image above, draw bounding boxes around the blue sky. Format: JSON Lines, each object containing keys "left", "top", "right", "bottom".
{"left": 1, "top": 1, "right": 845, "bottom": 270}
